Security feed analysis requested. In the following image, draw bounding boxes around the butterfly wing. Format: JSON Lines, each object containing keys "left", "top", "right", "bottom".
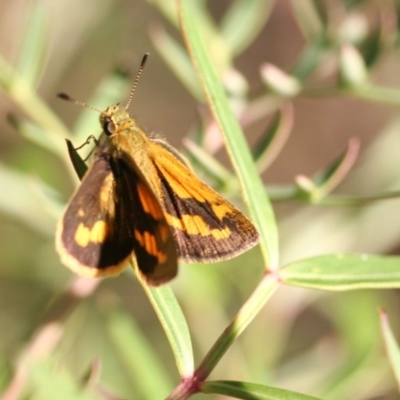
{"left": 115, "top": 157, "right": 178, "bottom": 285}
{"left": 56, "top": 144, "right": 178, "bottom": 285}
{"left": 56, "top": 148, "right": 133, "bottom": 277}
{"left": 149, "top": 141, "right": 259, "bottom": 263}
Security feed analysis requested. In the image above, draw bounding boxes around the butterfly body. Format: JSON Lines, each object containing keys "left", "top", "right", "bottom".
{"left": 56, "top": 104, "right": 259, "bottom": 285}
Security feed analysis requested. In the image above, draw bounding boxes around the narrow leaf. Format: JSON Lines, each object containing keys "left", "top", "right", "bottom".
{"left": 150, "top": 25, "right": 203, "bottom": 100}
{"left": 0, "top": 55, "right": 71, "bottom": 155}
{"left": 281, "top": 253, "right": 400, "bottom": 291}
{"left": 289, "top": 0, "right": 326, "bottom": 39}
{"left": 0, "top": 162, "right": 56, "bottom": 234}
{"left": 360, "top": 25, "right": 383, "bottom": 67}
{"left": 380, "top": 309, "right": 400, "bottom": 391}
{"left": 339, "top": 44, "right": 369, "bottom": 88}
{"left": 253, "top": 103, "right": 293, "bottom": 173}
{"left": 311, "top": 138, "right": 360, "bottom": 200}
{"left": 17, "top": 4, "right": 48, "bottom": 86}
{"left": 220, "top": 0, "right": 275, "bottom": 56}
{"left": 141, "top": 283, "right": 194, "bottom": 378}
{"left": 106, "top": 311, "right": 172, "bottom": 398}
{"left": 8, "top": 114, "right": 64, "bottom": 156}
{"left": 178, "top": 0, "right": 279, "bottom": 270}
{"left": 202, "top": 380, "right": 321, "bottom": 400}
{"left": 195, "top": 274, "right": 278, "bottom": 381}
{"left": 291, "top": 38, "right": 330, "bottom": 80}
{"left": 66, "top": 139, "right": 88, "bottom": 180}
{"left": 294, "top": 138, "right": 360, "bottom": 202}
{"left": 28, "top": 360, "right": 98, "bottom": 400}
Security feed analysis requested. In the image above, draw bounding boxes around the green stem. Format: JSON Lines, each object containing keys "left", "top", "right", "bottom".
{"left": 165, "top": 273, "right": 279, "bottom": 400}
{"left": 195, "top": 273, "right": 278, "bottom": 381}
{"left": 0, "top": 55, "right": 72, "bottom": 155}
{"left": 302, "top": 84, "right": 400, "bottom": 106}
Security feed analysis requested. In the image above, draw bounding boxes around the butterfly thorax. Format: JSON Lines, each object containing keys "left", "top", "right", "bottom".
{"left": 99, "top": 105, "right": 160, "bottom": 196}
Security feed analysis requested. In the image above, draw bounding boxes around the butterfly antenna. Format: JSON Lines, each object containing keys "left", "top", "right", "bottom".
{"left": 124, "top": 53, "right": 149, "bottom": 111}
{"left": 57, "top": 93, "right": 102, "bottom": 113}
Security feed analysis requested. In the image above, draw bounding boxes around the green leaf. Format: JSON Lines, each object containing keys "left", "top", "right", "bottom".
{"left": 147, "top": 0, "right": 180, "bottom": 27}
{"left": 202, "top": 380, "right": 321, "bottom": 400}
{"left": 8, "top": 114, "right": 65, "bottom": 157}
{"left": 312, "top": 138, "right": 359, "bottom": 191}
{"left": 380, "top": 309, "right": 400, "bottom": 390}
{"left": 339, "top": 44, "right": 369, "bottom": 88}
{"left": 66, "top": 139, "right": 88, "bottom": 180}
{"left": 194, "top": 274, "right": 277, "bottom": 382}
{"left": 106, "top": 311, "right": 172, "bottom": 398}
{"left": 281, "top": 253, "right": 400, "bottom": 291}
{"left": 220, "top": 0, "right": 275, "bottom": 56}
{"left": 290, "top": 37, "right": 330, "bottom": 80}
{"left": 178, "top": 0, "right": 279, "bottom": 270}
{"left": 150, "top": 25, "right": 203, "bottom": 100}
{"left": 295, "top": 138, "right": 360, "bottom": 202}
{"left": 0, "top": 162, "right": 57, "bottom": 234}
{"left": 344, "top": 0, "right": 372, "bottom": 9}
{"left": 183, "top": 0, "right": 232, "bottom": 72}
{"left": 253, "top": 104, "right": 293, "bottom": 173}
{"left": 141, "top": 283, "right": 194, "bottom": 378}
{"left": 0, "top": 55, "right": 71, "bottom": 156}
{"left": 319, "top": 292, "right": 382, "bottom": 398}
{"left": 17, "top": 3, "right": 48, "bottom": 86}
{"left": 175, "top": 1, "right": 280, "bottom": 384}
{"left": 359, "top": 24, "right": 382, "bottom": 67}
{"left": 28, "top": 360, "right": 98, "bottom": 400}
{"left": 289, "top": 0, "right": 326, "bottom": 39}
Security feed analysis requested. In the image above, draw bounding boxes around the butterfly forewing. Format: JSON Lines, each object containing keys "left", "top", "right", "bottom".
{"left": 56, "top": 148, "right": 133, "bottom": 277}
{"left": 149, "top": 141, "right": 259, "bottom": 263}
{"left": 57, "top": 142, "right": 178, "bottom": 285}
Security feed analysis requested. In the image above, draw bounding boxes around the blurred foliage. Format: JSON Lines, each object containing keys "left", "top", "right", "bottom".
{"left": 2, "top": 0, "right": 400, "bottom": 399}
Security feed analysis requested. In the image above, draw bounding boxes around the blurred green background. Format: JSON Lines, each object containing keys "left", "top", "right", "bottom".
{"left": 2, "top": 0, "right": 400, "bottom": 399}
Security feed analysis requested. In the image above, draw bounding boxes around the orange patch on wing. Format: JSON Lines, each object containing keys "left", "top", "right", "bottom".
{"left": 211, "top": 202, "right": 230, "bottom": 220}
{"left": 151, "top": 143, "right": 210, "bottom": 202}
{"left": 159, "top": 225, "right": 171, "bottom": 242}
{"left": 134, "top": 229, "right": 168, "bottom": 264}
{"left": 136, "top": 182, "right": 164, "bottom": 219}
{"left": 166, "top": 214, "right": 231, "bottom": 240}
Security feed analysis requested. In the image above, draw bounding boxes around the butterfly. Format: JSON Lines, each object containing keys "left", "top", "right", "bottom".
{"left": 56, "top": 54, "right": 259, "bottom": 285}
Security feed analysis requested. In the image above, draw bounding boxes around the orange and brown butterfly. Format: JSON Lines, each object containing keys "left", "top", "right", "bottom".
{"left": 56, "top": 54, "right": 259, "bottom": 286}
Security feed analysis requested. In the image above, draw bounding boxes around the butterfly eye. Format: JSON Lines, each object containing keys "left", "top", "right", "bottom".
{"left": 103, "top": 119, "right": 116, "bottom": 136}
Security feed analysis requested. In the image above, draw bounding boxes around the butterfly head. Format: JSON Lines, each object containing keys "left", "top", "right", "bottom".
{"left": 100, "top": 105, "right": 134, "bottom": 136}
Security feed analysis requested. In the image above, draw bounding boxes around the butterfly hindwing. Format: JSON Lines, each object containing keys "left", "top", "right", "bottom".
{"left": 115, "top": 157, "right": 178, "bottom": 285}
